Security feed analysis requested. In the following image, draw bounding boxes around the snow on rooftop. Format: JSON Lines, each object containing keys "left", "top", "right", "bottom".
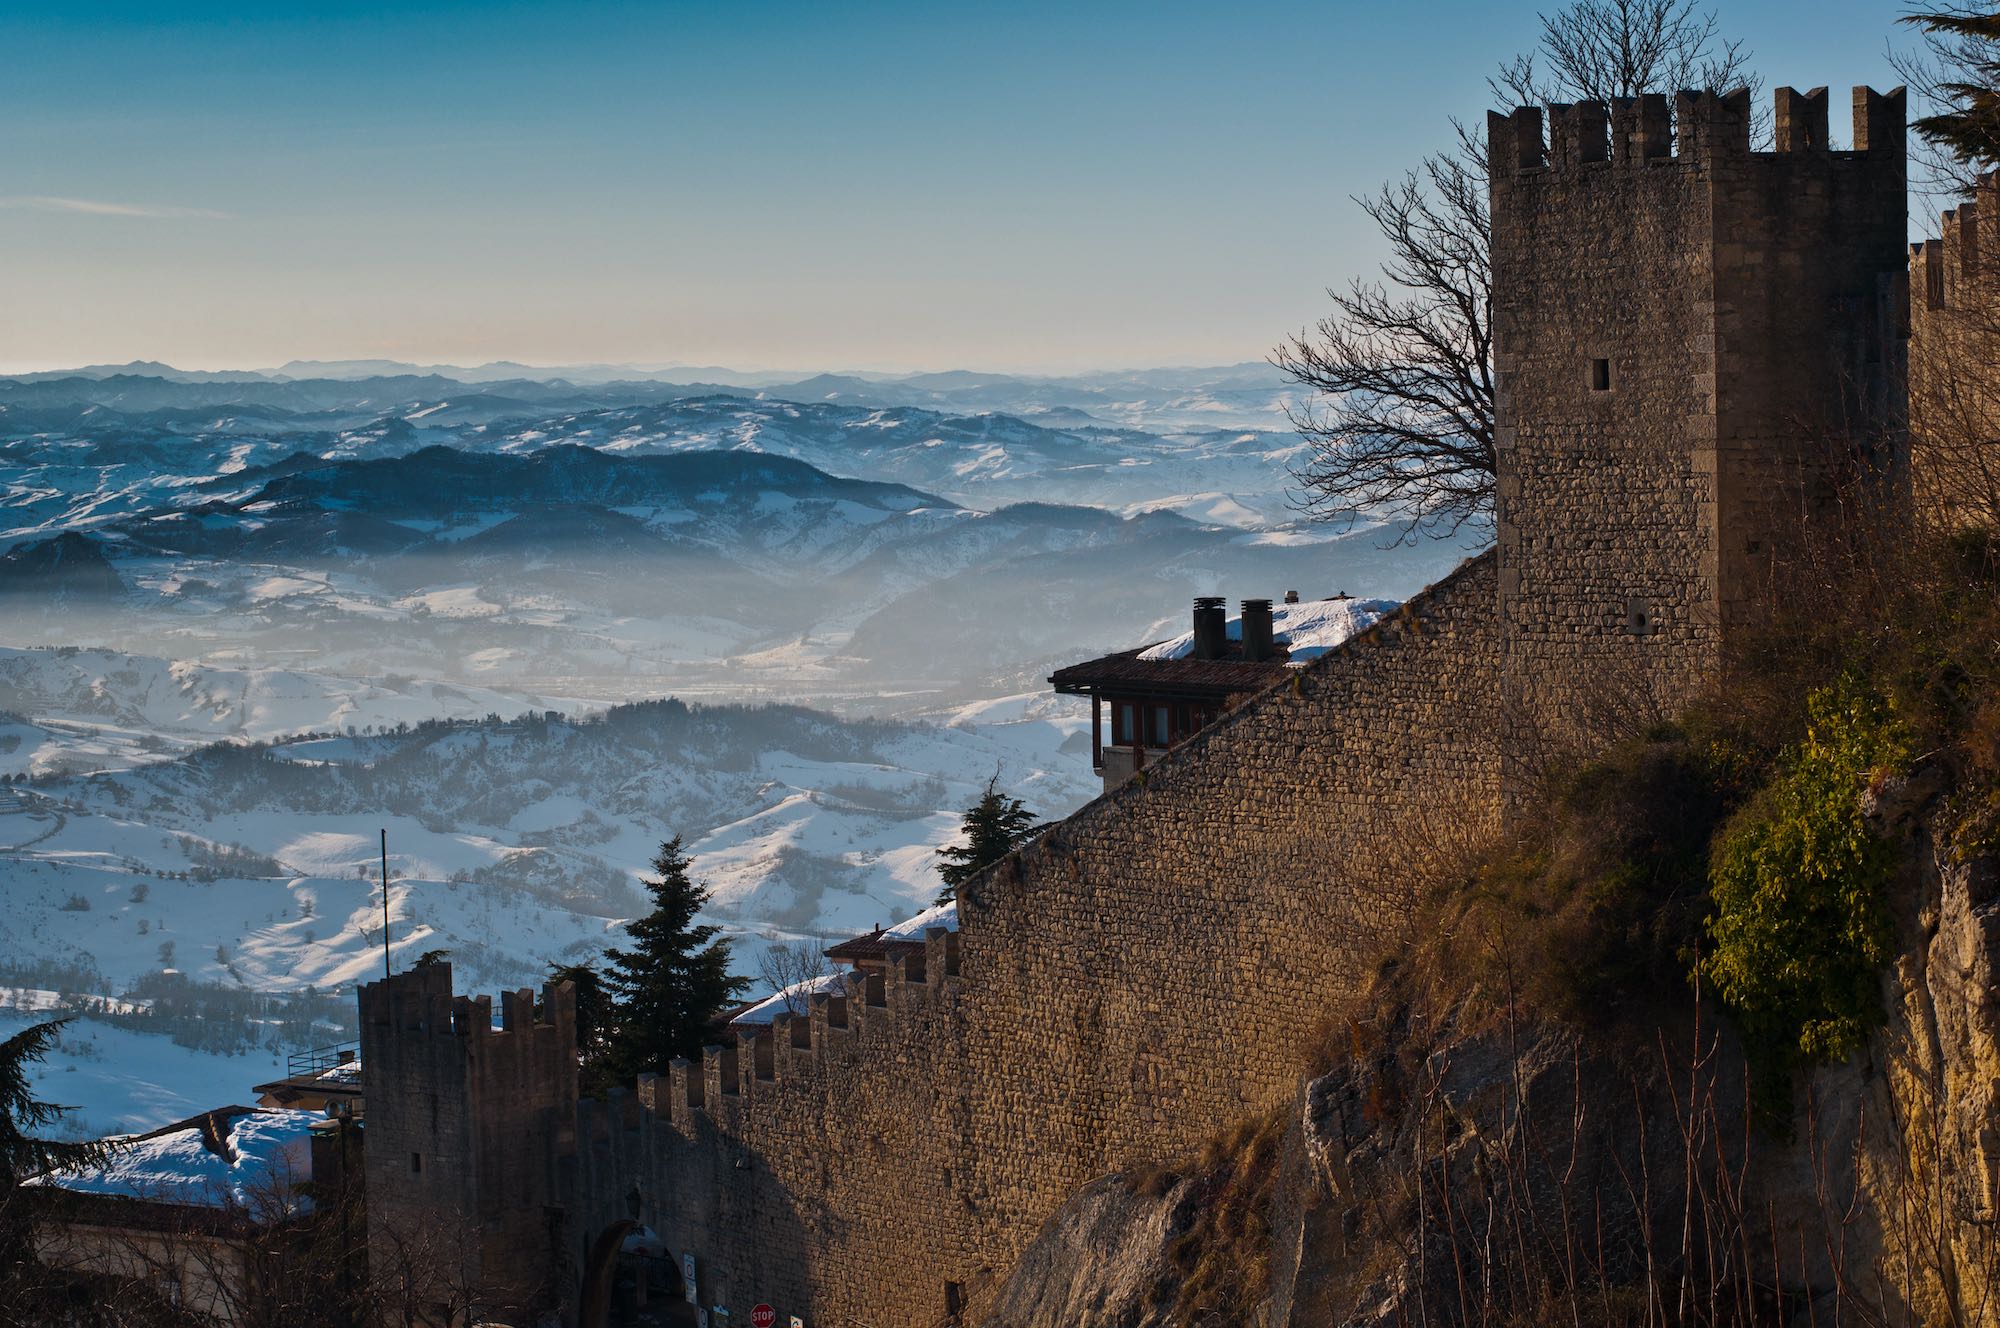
{"left": 880, "top": 898, "right": 957, "bottom": 942}
{"left": 316, "top": 1059, "right": 362, "bottom": 1084}
{"left": 729, "top": 971, "right": 850, "bottom": 1029}
{"left": 25, "top": 1108, "right": 320, "bottom": 1219}
{"left": 1136, "top": 596, "right": 1398, "bottom": 665}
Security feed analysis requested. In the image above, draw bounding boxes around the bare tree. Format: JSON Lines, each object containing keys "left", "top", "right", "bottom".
{"left": 758, "top": 936, "right": 831, "bottom": 1016}
{"left": 1276, "top": 141, "right": 1495, "bottom": 542}
{"left": 1276, "top": 0, "right": 1756, "bottom": 542}
{"left": 1491, "top": 0, "right": 1756, "bottom": 109}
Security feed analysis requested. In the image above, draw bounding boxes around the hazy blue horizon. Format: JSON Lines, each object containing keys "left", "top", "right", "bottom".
{"left": 4, "top": 1, "right": 1909, "bottom": 374}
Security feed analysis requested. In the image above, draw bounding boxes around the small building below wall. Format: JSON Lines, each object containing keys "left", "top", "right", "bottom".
{"left": 1051, "top": 593, "right": 1396, "bottom": 790}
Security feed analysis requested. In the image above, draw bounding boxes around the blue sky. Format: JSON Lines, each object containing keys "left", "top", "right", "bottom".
{"left": 1, "top": 1, "right": 1909, "bottom": 373}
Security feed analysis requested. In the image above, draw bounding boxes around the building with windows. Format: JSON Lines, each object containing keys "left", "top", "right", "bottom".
{"left": 1050, "top": 592, "right": 1396, "bottom": 788}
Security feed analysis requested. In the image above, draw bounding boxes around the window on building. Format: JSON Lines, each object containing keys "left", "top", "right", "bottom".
{"left": 410, "top": 1152, "right": 423, "bottom": 1175}
{"left": 1150, "top": 706, "right": 1170, "bottom": 746}
{"left": 1113, "top": 702, "right": 1137, "bottom": 746}
{"left": 1590, "top": 358, "right": 1612, "bottom": 392}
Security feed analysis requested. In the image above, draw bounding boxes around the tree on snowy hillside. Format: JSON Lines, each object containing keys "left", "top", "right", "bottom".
{"left": 1, "top": 1020, "right": 119, "bottom": 1313}
{"left": 936, "top": 776, "right": 1039, "bottom": 905}
{"left": 602, "top": 838, "right": 747, "bottom": 1079}
{"left": 0, "top": 1020, "right": 111, "bottom": 1189}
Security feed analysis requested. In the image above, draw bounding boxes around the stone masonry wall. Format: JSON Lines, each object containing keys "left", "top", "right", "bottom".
{"left": 569, "top": 935, "right": 975, "bottom": 1327}
{"left": 954, "top": 551, "right": 1503, "bottom": 1285}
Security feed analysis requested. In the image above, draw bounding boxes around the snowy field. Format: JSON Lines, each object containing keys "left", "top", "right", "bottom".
{"left": 0, "top": 1010, "right": 290, "bottom": 1140}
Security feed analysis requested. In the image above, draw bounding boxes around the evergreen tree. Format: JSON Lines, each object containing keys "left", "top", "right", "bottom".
{"left": 1905, "top": 5, "right": 2000, "bottom": 169}
{"left": 602, "top": 839, "right": 746, "bottom": 1079}
{"left": 2, "top": 1019, "right": 116, "bottom": 1307}
{"left": 936, "top": 776, "right": 1039, "bottom": 904}
{"left": 0, "top": 1019, "right": 110, "bottom": 1188}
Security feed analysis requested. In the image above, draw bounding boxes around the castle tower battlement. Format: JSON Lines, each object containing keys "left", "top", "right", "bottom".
{"left": 1488, "top": 84, "right": 1907, "bottom": 777}
{"left": 654, "top": 926, "right": 964, "bottom": 1130}
{"left": 358, "top": 964, "right": 578, "bottom": 1321}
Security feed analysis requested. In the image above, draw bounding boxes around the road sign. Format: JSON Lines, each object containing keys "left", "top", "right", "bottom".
{"left": 682, "top": 1254, "right": 698, "bottom": 1304}
{"left": 751, "top": 1306, "right": 777, "bottom": 1328}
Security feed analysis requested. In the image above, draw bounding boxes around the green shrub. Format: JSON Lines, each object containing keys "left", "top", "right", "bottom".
{"left": 1698, "top": 674, "right": 1911, "bottom": 1078}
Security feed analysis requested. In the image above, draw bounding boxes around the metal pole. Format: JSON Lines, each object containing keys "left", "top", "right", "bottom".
{"left": 380, "top": 828, "right": 392, "bottom": 979}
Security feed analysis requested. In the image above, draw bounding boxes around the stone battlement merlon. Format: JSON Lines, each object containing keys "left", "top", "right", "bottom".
{"left": 359, "top": 965, "right": 570, "bottom": 1046}
{"left": 645, "top": 941, "right": 963, "bottom": 1130}
{"left": 1489, "top": 85, "right": 1905, "bottom": 177}
{"left": 1912, "top": 172, "right": 2000, "bottom": 312}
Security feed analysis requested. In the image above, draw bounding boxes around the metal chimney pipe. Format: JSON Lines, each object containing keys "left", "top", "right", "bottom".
{"left": 1240, "top": 599, "right": 1275, "bottom": 662}
{"left": 1191, "top": 597, "right": 1226, "bottom": 660}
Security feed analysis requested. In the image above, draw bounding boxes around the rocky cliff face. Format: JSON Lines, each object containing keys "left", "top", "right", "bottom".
{"left": 1862, "top": 777, "right": 2000, "bottom": 1324}
{"left": 975, "top": 1174, "right": 1198, "bottom": 1328}
{"left": 978, "top": 793, "right": 2000, "bottom": 1326}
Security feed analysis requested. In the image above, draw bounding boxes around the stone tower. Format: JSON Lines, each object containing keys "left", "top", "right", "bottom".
{"left": 1487, "top": 86, "right": 1907, "bottom": 773}
{"left": 358, "top": 964, "right": 578, "bottom": 1321}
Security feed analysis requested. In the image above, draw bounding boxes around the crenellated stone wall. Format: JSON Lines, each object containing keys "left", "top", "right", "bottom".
{"left": 1910, "top": 170, "right": 2000, "bottom": 526}
{"left": 357, "top": 83, "right": 1917, "bottom": 1328}
{"left": 567, "top": 933, "right": 976, "bottom": 1326}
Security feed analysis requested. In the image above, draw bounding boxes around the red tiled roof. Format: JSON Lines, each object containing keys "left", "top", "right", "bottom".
{"left": 1048, "top": 647, "right": 1290, "bottom": 695}
{"left": 823, "top": 929, "right": 928, "bottom": 963}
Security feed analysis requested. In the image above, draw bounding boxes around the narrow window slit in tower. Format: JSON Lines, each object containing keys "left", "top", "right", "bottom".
{"left": 1590, "top": 358, "right": 1612, "bottom": 392}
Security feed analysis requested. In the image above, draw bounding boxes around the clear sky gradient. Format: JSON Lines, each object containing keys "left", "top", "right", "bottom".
{"left": 2, "top": 1, "right": 1911, "bottom": 374}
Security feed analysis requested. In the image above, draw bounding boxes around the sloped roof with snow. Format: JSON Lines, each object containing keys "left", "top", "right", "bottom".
{"left": 824, "top": 898, "right": 959, "bottom": 964}
{"left": 881, "top": 898, "right": 958, "bottom": 942}
{"left": 1051, "top": 597, "right": 1401, "bottom": 697}
{"left": 24, "top": 1106, "right": 319, "bottom": 1221}
{"left": 727, "top": 971, "right": 850, "bottom": 1030}
{"left": 1137, "top": 596, "right": 1398, "bottom": 664}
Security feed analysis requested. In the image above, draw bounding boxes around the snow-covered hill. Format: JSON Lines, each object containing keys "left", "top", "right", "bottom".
{"left": 0, "top": 645, "right": 589, "bottom": 777}
{"left": 0, "top": 364, "right": 1480, "bottom": 1137}
{"left": 0, "top": 690, "right": 1096, "bottom": 1001}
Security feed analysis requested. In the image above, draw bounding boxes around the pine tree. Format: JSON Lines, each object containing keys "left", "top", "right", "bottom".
{"left": 0, "top": 1019, "right": 110, "bottom": 1189}
{"left": 2, "top": 1018, "right": 118, "bottom": 1302}
{"left": 602, "top": 839, "right": 747, "bottom": 1079}
{"left": 936, "top": 776, "right": 1039, "bottom": 905}
{"left": 1905, "top": 5, "right": 2000, "bottom": 169}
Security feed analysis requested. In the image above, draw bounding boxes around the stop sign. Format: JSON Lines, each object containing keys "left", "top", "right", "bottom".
{"left": 750, "top": 1307, "right": 777, "bottom": 1328}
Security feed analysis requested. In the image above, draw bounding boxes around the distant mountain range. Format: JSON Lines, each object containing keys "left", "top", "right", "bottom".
{"left": 0, "top": 360, "right": 1296, "bottom": 433}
